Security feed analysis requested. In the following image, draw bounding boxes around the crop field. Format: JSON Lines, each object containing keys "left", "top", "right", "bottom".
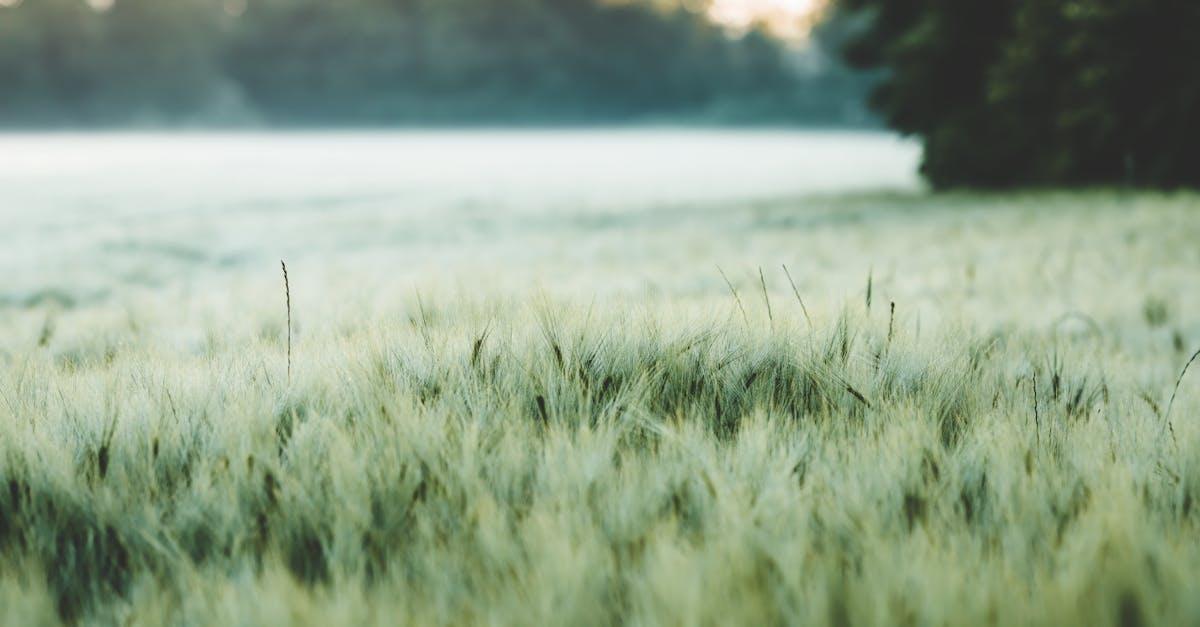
{"left": 2, "top": 132, "right": 1199, "bottom": 625}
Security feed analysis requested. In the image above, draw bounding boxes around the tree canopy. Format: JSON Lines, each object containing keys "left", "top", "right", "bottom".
{"left": 0, "top": 0, "right": 875, "bottom": 127}
{"left": 838, "top": 0, "right": 1200, "bottom": 189}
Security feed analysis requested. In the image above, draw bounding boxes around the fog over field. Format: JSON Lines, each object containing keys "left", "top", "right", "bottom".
{"left": 1, "top": 131, "right": 918, "bottom": 306}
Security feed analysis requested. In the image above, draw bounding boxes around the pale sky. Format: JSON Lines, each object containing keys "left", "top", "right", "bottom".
{"left": 707, "top": 0, "right": 824, "bottom": 40}
{"left": 4, "top": 0, "right": 827, "bottom": 41}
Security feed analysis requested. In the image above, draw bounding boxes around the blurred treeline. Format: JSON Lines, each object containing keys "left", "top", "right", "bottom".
{"left": 0, "top": 0, "right": 875, "bottom": 127}
{"left": 839, "top": 0, "right": 1200, "bottom": 189}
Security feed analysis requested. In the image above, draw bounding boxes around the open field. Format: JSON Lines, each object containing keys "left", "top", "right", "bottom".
{"left": 2, "top": 132, "right": 1200, "bottom": 625}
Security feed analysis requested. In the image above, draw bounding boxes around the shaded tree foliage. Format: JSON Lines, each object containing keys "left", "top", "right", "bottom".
{"left": 838, "top": 0, "right": 1200, "bottom": 188}
{"left": 0, "top": 0, "right": 872, "bottom": 127}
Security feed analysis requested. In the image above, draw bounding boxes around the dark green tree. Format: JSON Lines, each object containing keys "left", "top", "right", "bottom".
{"left": 991, "top": 0, "right": 1200, "bottom": 187}
{"left": 838, "top": 0, "right": 1200, "bottom": 189}
{"left": 839, "top": 0, "right": 1022, "bottom": 187}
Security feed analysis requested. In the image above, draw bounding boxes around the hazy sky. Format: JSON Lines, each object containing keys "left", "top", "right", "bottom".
{"left": 708, "top": 0, "right": 824, "bottom": 40}
{"left": 0, "top": 0, "right": 826, "bottom": 40}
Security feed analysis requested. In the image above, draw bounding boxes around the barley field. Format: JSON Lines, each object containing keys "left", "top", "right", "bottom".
{"left": 2, "top": 132, "right": 1199, "bottom": 626}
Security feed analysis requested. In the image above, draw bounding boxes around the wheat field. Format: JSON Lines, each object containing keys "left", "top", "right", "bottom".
{"left": 2, "top": 133, "right": 1200, "bottom": 625}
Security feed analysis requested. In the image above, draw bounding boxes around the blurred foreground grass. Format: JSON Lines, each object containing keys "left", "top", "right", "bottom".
{"left": 2, "top": 189, "right": 1200, "bottom": 625}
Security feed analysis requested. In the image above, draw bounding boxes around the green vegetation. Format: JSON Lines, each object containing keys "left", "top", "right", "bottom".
{"left": 838, "top": 0, "right": 1200, "bottom": 188}
{"left": 0, "top": 0, "right": 873, "bottom": 127}
{"left": 3, "top": 183, "right": 1200, "bottom": 624}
